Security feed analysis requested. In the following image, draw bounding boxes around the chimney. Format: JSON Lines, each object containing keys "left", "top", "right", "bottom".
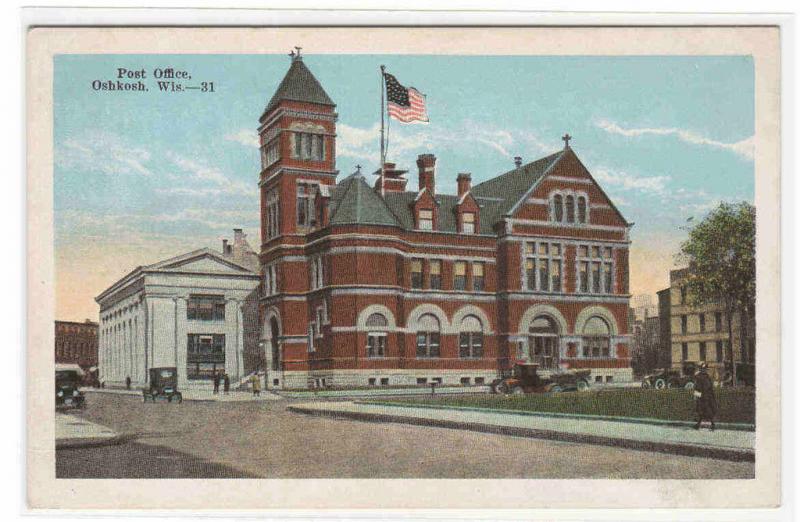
{"left": 233, "top": 228, "right": 244, "bottom": 244}
{"left": 514, "top": 156, "right": 522, "bottom": 169}
{"left": 457, "top": 173, "right": 472, "bottom": 198}
{"left": 222, "top": 239, "right": 229, "bottom": 255}
{"left": 416, "top": 153, "right": 436, "bottom": 196}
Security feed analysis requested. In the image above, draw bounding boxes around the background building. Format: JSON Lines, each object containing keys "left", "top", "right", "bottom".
{"left": 258, "top": 54, "right": 634, "bottom": 389}
{"left": 660, "top": 268, "right": 755, "bottom": 381}
{"left": 95, "top": 230, "right": 260, "bottom": 389}
{"left": 55, "top": 319, "right": 98, "bottom": 372}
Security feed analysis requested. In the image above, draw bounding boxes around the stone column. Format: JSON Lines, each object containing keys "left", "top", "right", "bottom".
{"left": 174, "top": 297, "right": 188, "bottom": 388}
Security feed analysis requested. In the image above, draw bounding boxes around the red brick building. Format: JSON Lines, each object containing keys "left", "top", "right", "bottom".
{"left": 258, "top": 55, "right": 633, "bottom": 388}
{"left": 55, "top": 320, "right": 98, "bottom": 372}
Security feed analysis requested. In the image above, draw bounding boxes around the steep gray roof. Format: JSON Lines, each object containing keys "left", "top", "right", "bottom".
{"left": 264, "top": 58, "right": 335, "bottom": 114}
{"left": 329, "top": 174, "right": 400, "bottom": 227}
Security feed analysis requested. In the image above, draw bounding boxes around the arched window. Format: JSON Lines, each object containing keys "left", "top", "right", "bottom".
{"left": 553, "top": 194, "right": 563, "bottom": 222}
{"left": 582, "top": 316, "right": 611, "bottom": 358}
{"left": 366, "top": 313, "right": 388, "bottom": 358}
{"left": 565, "top": 195, "right": 575, "bottom": 223}
{"left": 528, "top": 316, "right": 559, "bottom": 369}
{"left": 577, "top": 196, "right": 587, "bottom": 223}
{"left": 459, "top": 315, "right": 484, "bottom": 358}
{"left": 415, "top": 314, "right": 441, "bottom": 358}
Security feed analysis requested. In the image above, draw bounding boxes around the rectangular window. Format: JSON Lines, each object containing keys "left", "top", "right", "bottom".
{"left": 699, "top": 341, "right": 707, "bottom": 361}
{"left": 292, "top": 132, "right": 325, "bottom": 161}
{"left": 416, "top": 377, "right": 428, "bottom": 385}
{"left": 603, "top": 262, "right": 613, "bottom": 293}
{"left": 715, "top": 341, "right": 724, "bottom": 362}
{"left": 699, "top": 314, "right": 706, "bottom": 332}
{"left": 473, "top": 262, "right": 485, "bottom": 291}
{"left": 418, "top": 209, "right": 433, "bottom": 230}
{"left": 462, "top": 212, "right": 475, "bottom": 234}
{"left": 266, "top": 189, "right": 280, "bottom": 239}
{"left": 416, "top": 332, "right": 441, "bottom": 358}
{"left": 454, "top": 261, "right": 467, "bottom": 291}
{"left": 579, "top": 261, "right": 589, "bottom": 292}
{"left": 187, "top": 295, "right": 225, "bottom": 321}
{"left": 681, "top": 315, "right": 687, "bottom": 334}
{"left": 715, "top": 312, "right": 723, "bottom": 332}
{"left": 411, "top": 259, "right": 423, "bottom": 289}
{"left": 577, "top": 244, "right": 613, "bottom": 294}
{"left": 296, "top": 183, "right": 318, "bottom": 227}
{"left": 459, "top": 332, "right": 484, "bottom": 358}
{"left": 680, "top": 286, "right": 687, "bottom": 304}
{"left": 429, "top": 260, "right": 442, "bottom": 289}
{"left": 186, "top": 334, "right": 225, "bottom": 380}
{"left": 591, "top": 262, "right": 601, "bottom": 293}
{"left": 380, "top": 377, "right": 389, "bottom": 386}
{"left": 525, "top": 241, "right": 562, "bottom": 292}
{"left": 681, "top": 342, "right": 688, "bottom": 361}
{"left": 367, "top": 334, "right": 386, "bottom": 358}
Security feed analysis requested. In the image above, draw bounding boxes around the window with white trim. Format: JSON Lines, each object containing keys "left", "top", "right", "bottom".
{"left": 297, "top": 183, "right": 318, "bottom": 228}
{"left": 577, "top": 196, "right": 587, "bottom": 223}
{"left": 261, "top": 142, "right": 280, "bottom": 169}
{"left": 472, "top": 262, "right": 485, "bottom": 291}
{"left": 577, "top": 244, "right": 613, "bottom": 294}
{"left": 429, "top": 259, "right": 442, "bottom": 289}
{"left": 565, "top": 195, "right": 575, "bottom": 223}
{"left": 582, "top": 316, "right": 611, "bottom": 358}
{"left": 552, "top": 194, "right": 564, "bottom": 222}
{"left": 265, "top": 189, "right": 280, "bottom": 239}
{"left": 291, "top": 132, "right": 325, "bottom": 161}
{"left": 263, "top": 264, "right": 278, "bottom": 296}
{"left": 411, "top": 258, "right": 423, "bottom": 289}
{"left": 461, "top": 212, "right": 476, "bottom": 234}
{"left": 365, "top": 312, "right": 388, "bottom": 358}
{"left": 459, "top": 315, "right": 484, "bottom": 359}
{"left": 525, "top": 241, "right": 562, "bottom": 292}
{"left": 415, "top": 314, "right": 441, "bottom": 358}
{"left": 417, "top": 209, "right": 434, "bottom": 230}
{"left": 310, "top": 256, "right": 324, "bottom": 290}
{"left": 454, "top": 261, "right": 467, "bottom": 291}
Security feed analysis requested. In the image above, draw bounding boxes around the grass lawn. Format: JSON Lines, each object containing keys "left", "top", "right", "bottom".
{"left": 372, "top": 387, "right": 755, "bottom": 424}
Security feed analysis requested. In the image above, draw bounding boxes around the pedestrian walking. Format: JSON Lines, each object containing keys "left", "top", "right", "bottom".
{"left": 250, "top": 373, "right": 261, "bottom": 397}
{"left": 213, "top": 371, "right": 220, "bottom": 394}
{"left": 693, "top": 362, "right": 717, "bottom": 431}
{"left": 223, "top": 373, "right": 230, "bottom": 394}
{"left": 125, "top": 376, "right": 131, "bottom": 390}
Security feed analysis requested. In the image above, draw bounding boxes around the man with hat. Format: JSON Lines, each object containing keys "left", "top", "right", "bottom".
{"left": 693, "top": 361, "right": 718, "bottom": 430}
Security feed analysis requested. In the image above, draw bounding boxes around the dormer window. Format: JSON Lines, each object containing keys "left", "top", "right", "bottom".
{"left": 418, "top": 209, "right": 434, "bottom": 230}
{"left": 461, "top": 212, "right": 476, "bottom": 234}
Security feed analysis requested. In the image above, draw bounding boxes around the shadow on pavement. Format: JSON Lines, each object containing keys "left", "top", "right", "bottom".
{"left": 57, "top": 441, "right": 258, "bottom": 478}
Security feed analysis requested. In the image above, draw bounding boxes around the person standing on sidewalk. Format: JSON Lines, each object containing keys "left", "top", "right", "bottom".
{"left": 213, "top": 371, "right": 220, "bottom": 395}
{"left": 223, "top": 373, "right": 230, "bottom": 395}
{"left": 250, "top": 373, "right": 261, "bottom": 397}
{"left": 693, "top": 362, "right": 717, "bottom": 431}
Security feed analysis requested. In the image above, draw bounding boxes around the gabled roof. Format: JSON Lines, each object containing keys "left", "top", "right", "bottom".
{"left": 471, "top": 150, "right": 564, "bottom": 227}
{"left": 146, "top": 248, "right": 256, "bottom": 274}
{"left": 329, "top": 174, "right": 401, "bottom": 227}
{"left": 264, "top": 58, "right": 335, "bottom": 114}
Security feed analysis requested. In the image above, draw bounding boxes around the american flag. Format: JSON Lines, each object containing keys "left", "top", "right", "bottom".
{"left": 384, "top": 72, "right": 429, "bottom": 124}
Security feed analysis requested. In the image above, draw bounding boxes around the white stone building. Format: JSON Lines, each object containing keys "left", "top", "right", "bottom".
{"left": 95, "top": 231, "right": 261, "bottom": 389}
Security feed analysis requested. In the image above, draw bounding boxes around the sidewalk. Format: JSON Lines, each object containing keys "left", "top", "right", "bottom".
{"left": 83, "top": 388, "right": 284, "bottom": 402}
{"left": 56, "top": 413, "right": 127, "bottom": 449}
{"left": 288, "top": 401, "right": 754, "bottom": 462}
{"left": 275, "top": 385, "right": 491, "bottom": 399}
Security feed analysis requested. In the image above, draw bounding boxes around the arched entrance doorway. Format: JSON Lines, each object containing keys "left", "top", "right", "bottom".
{"left": 528, "top": 316, "right": 560, "bottom": 369}
{"left": 269, "top": 317, "right": 281, "bottom": 371}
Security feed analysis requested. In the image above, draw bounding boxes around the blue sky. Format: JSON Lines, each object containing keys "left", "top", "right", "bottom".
{"left": 54, "top": 54, "right": 754, "bottom": 320}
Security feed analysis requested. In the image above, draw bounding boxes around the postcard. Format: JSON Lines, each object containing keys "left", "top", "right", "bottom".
{"left": 27, "top": 23, "right": 781, "bottom": 511}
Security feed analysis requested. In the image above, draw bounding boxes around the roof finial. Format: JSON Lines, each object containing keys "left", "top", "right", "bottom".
{"left": 294, "top": 46, "right": 303, "bottom": 61}
{"left": 355, "top": 164, "right": 362, "bottom": 175}
{"left": 562, "top": 133, "right": 572, "bottom": 149}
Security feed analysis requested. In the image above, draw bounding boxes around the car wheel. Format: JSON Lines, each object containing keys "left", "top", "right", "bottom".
{"left": 497, "top": 382, "right": 510, "bottom": 395}
{"left": 641, "top": 380, "right": 651, "bottom": 389}
{"left": 549, "top": 384, "right": 563, "bottom": 393}
{"left": 654, "top": 378, "right": 666, "bottom": 389}
{"left": 684, "top": 381, "right": 695, "bottom": 390}
{"left": 511, "top": 386, "right": 525, "bottom": 395}
{"left": 577, "top": 379, "right": 590, "bottom": 392}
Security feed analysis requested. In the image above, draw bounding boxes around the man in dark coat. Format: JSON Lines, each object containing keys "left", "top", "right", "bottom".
{"left": 693, "top": 362, "right": 717, "bottom": 430}
{"left": 223, "top": 373, "right": 230, "bottom": 394}
{"left": 213, "top": 371, "right": 220, "bottom": 394}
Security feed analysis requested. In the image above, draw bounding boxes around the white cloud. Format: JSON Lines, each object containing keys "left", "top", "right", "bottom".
{"left": 593, "top": 166, "right": 671, "bottom": 195}
{"left": 225, "top": 129, "right": 259, "bottom": 148}
{"left": 165, "top": 152, "right": 253, "bottom": 196}
{"left": 57, "top": 131, "right": 154, "bottom": 176}
{"left": 596, "top": 119, "right": 754, "bottom": 161}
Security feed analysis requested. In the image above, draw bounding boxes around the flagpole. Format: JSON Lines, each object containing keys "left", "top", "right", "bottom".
{"left": 380, "top": 65, "right": 386, "bottom": 197}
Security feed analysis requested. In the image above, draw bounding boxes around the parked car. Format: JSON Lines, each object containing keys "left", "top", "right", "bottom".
{"left": 641, "top": 363, "right": 697, "bottom": 390}
{"left": 143, "top": 367, "right": 183, "bottom": 403}
{"left": 722, "top": 362, "right": 755, "bottom": 387}
{"left": 491, "top": 362, "right": 591, "bottom": 394}
{"left": 56, "top": 364, "right": 86, "bottom": 410}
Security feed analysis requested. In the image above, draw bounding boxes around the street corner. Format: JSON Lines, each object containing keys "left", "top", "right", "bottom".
{"left": 55, "top": 412, "right": 129, "bottom": 449}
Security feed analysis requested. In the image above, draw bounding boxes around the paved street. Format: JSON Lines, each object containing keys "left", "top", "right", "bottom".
{"left": 57, "top": 392, "right": 754, "bottom": 479}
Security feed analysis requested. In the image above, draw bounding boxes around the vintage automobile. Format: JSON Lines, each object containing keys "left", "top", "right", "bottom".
{"left": 641, "top": 363, "right": 697, "bottom": 390}
{"left": 56, "top": 364, "right": 86, "bottom": 410}
{"left": 490, "top": 362, "right": 591, "bottom": 394}
{"left": 722, "top": 362, "right": 755, "bottom": 387}
{"left": 142, "top": 367, "right": 183, "bottom": 403}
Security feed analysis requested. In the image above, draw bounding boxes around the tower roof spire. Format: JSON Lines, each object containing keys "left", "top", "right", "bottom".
{"left": 262, "top": 50, "right": 335, "bottom": 118}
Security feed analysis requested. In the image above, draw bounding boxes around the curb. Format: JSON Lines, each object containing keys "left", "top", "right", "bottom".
{"left": 288, "top": 405, "right": 754, "bottom": 463}
{"left": 56, "top": 433, "right": 136, "bottom": 450}
{"left": 356, "top": 400, "right": 756, "bottom": 432}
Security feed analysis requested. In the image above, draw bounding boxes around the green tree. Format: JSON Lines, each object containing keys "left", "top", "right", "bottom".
{"left": 678, "top": 202, "right": 755, "bottom": 385}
